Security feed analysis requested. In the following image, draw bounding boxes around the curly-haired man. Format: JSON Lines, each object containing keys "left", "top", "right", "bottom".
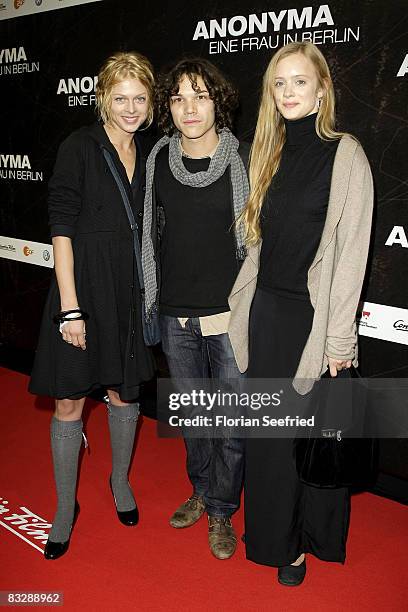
{"left": 141, "top": 58, "right": 249, "bottom": 560}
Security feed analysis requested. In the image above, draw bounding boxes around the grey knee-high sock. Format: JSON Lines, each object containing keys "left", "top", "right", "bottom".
{"left": 49, "top": 417, "right": 83, "bottom": 542}
{"left": 107, "top": 401, "right": 139, "bottom": 512}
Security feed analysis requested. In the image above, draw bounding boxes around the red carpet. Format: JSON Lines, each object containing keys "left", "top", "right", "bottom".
{"left": 1, "top": 367, "right": 407, "bottom": 611}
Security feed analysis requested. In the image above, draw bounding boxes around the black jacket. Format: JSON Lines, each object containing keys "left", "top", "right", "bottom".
{"left": 48, "top": 122, "right": 153, "bottom": 241}
{"left": 29, "top": 123, "right": 156, "bottom": 401}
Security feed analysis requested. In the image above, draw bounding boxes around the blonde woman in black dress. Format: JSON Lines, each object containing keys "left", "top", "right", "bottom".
{"left": 29, "top": 52, "right": 155, "bottom": 559}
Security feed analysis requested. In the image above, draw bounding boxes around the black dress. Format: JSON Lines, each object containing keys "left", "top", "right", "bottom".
{"left": 29, "top": 123, "right": 155, "bottom": 401}
{"left": 245, "top": 113, "right": 350, "bottom": 567}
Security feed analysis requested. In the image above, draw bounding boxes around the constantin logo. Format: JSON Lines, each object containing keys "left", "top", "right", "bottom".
{"left": 42, "top": 249, "right": 50, "bottom": 262}
{"left": 35, "top": 0, "right": 43, "bottom": 6}
{"left": 362, "top": 311, "right": 370, "bottom": 319}
{"left": 393, "top": 320, "right": 408, "bottom": 332}
{"left": 23, "top": 246, "right": 34, "bottom": 256}
{"left": 14, "top": 0, "right": 25, "bottom": 9}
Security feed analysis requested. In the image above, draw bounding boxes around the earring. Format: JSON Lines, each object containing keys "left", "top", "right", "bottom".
{"left": 317, "top": 97, "right": 322, "bottom": 109}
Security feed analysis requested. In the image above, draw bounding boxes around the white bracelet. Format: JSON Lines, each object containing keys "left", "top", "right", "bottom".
{"left": 59, "top": 311, "right": 83, "bottom": 333}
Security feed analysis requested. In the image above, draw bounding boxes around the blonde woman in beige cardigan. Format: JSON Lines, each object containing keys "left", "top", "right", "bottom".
{"left": 228, "top": 42, "right": 373, "bottom": 586}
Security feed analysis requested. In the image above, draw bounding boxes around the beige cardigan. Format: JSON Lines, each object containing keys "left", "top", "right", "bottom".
{"left": 228, "top": 134, "right": 374, "bottom": 395}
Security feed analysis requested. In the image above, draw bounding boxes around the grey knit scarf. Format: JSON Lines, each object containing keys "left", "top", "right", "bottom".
{"left": 141, "top": 127, "right": 249, "bottom": 319}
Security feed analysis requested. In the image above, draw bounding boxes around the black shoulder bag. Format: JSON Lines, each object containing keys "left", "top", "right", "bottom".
{"left": 102, "top": 147, "right": 161, "bottom": 346}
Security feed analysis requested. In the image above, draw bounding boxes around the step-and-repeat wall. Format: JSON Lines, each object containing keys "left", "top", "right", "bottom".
{"left": 1, "top": 3, "right": 407, "bottom": 380}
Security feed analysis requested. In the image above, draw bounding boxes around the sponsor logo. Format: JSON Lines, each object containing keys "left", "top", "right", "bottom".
{"left": 358, "top": 302, "right": 408, "bottom": 346}
{"left": 357, "top": 312, "right": 378, "bottom": 330}
{"left": 0, "top": 154, "right": 43, "bottom": 182}
{"left": 0, "top": 243, "right": 16, "bottom": 252}
{"left": 357, "top": 302, "right": 378, "bottom": 330}
{"left": 1, "top": 0, "right": 102, "bottom": 20}
{"left": 393, "top": 320, "right": 408, "bottom": 332}
{"left": 0, "top": 236, "right": 54, "bottom": 268}
{"left": 0, "top": 496, "right": 50, "bottom": 553}
{"left": 0, "top": 46, "right": 40, "bottom": 76}
{"left": 385, "top": 225, "right": 408, "bottom": 248}
{"left": 397, "top": 53, "right": 408, "bottom": 77}
{"left": 193, "top": 4, "right": 361, "bottom": 55}
{"left": 57, "top": 75, "right": 97, "bottom": 107}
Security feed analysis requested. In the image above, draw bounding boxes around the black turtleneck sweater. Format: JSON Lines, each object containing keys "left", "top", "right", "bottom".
{"left": 258, "top": 112, "right": 340, "bottom": 300}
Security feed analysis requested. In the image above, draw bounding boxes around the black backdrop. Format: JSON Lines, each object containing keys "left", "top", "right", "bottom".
{"left": 1, "top": 0, "right": 407, "bottom": 499}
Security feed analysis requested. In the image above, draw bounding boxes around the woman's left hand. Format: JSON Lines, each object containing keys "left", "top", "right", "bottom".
{"left": 327, "top": 356, "right": 352, "bottom": 377}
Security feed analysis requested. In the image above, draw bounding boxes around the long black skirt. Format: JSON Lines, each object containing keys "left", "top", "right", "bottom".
{"left": 245, "top": 287, "right": 350, "bottom": 567}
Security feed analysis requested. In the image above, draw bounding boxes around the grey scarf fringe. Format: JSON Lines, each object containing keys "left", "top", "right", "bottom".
{"left": 141, "top": 127, "right": 249, "bottom": 319}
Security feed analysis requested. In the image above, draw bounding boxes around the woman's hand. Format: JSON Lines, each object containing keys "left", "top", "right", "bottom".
{"left": 327, "top": 356, "right": 352, "bottom": 377}
{"left": 61, "top": 319, "right": 86, "bottom": 350}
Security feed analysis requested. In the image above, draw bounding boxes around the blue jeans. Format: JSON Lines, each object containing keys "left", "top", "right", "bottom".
{"left": 160, "top": 315, "right": 245, "bottom": 517}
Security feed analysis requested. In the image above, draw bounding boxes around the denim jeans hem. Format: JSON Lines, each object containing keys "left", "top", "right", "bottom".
{"left": 193, "top": 489, "right": 207, "bottom": 498}
{"left": 206, "top": 509, "right": 235, "bottom": 519}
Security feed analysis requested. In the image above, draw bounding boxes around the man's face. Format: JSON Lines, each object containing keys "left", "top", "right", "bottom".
{"left": 169, "top": 74, "right": 216, "bottom": 141}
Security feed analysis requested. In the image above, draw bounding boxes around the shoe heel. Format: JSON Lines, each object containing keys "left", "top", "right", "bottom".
{"left": 109, "top": 476, "right": 139, "bottom": 526}
{"left": 44, "top": 500, "right": 79, "bottom": 561}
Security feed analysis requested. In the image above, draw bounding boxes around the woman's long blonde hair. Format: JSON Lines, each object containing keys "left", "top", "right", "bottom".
{"left": 243, "top": 42, "right": 344, "bottom": 245}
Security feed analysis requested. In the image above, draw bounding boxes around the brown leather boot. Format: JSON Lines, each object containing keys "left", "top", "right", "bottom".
{"left": 208, "top": 516, "right": 237, "bottom": 560}
{"left": 169, "top": 494, "right": 205, "bottom": 528}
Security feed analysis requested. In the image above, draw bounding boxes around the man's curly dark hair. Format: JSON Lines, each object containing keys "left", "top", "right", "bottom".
{"left": 155, "top": 57, "right": 239, "bottom": 135}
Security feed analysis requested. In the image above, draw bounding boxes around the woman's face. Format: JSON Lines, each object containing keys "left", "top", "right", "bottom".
{"left": 273, "top": 53, "right": 323, "bottom": 121}
{"left": 107, "top": 78, "right": 149, "bottom": 134}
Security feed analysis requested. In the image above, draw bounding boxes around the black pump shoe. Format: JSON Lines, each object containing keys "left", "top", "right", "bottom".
{"left": 44, "top": 501, "right": 80, "bottom": 560}
{"left": 278, "top": 558, "right": 306, "bottom": 586}
{"left": 109, "top": 477, "right": 139, "bottom": 526}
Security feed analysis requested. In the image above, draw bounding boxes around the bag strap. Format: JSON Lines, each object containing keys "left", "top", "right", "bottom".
{"left": 101, "top": 147, "right": 145, "bottom": 292}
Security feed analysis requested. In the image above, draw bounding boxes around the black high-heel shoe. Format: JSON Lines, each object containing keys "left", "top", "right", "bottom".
{"left": 278, "top": 558, "right": 306, "bottom": 586}
{"left": 109, "top": 476, "right": 139, "bottom": 526}
{"left": 44, "top": 501, "right": 80, "bottom": 560}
